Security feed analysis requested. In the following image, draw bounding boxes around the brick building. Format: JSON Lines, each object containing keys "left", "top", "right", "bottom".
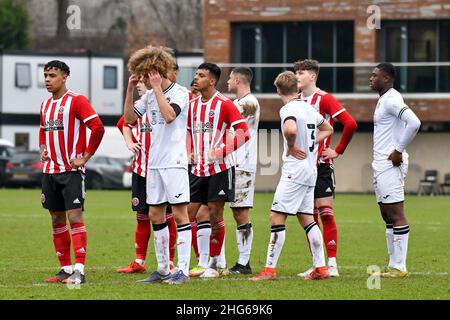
{"left": 202, "top": 0, "right": 450, "bottom": 192}
{"left": 203, "top": 0, "right": 450, "bottom": 124}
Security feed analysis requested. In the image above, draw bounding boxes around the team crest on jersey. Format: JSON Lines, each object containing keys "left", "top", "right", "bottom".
{"left": 150, "top": 110, "right": 158, "bottom": 125}
{"left": 132, "top": 197, "right": 139, "bottom": 207}
{"left": 58, "top": 106, "right": 65, "bottom": 114}
{"left": 209, "top": 110, "right": 215, "bottom": 117}
{"left": 41, "top": 193, "right": 46, "bottom": 203}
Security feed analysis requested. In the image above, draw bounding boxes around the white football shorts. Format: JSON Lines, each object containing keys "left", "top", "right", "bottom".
{"left": 271, "top": 179, "right": 314, "bottom": 215}
{"left": 230, "top": 170, "right": 256, "bottom": 208}
{"left": 373, "top": 162, "right": 408, "bottom": 204}
{"left": 146, "top": 168, "right": 190, "bottom": 205}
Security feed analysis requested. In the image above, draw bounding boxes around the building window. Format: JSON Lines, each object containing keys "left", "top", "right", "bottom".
{"left": 37, "top": 64, "right": 46, "bottom": 88}
{"left": 103, "top": 66, "right": 117, "bottom": 89}
{"left": 15, "top": 63, "right": 31, "bottom": 88}
{"left": 381, "top": 20, "right": 450, "bottom": 92}
{"left": 15, "top": 133, "right": 29, "bottom": 152}
{"left": 232, "top": 21, "right": 354, "bottom": 93}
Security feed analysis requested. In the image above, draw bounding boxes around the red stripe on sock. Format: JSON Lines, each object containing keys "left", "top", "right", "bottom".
{"left": 70, "top": 223, "right": 87, "bottom": 265}
{"left": 52, "top": 223, "right": 72, "bottom": 267}
{"left": 135, "top": 212, "right": 151, "bottom": 260}
{"left": 319, "top": 206, "right": 337, "bottom": 258}
{"left": 210, "top": 219, "right": 225, "bottom": 257}
{"left": 190, "top": 218, "right": 199, "bottom": 259}
{"left": 166, "top": 214, "right": 177, "bottom": 262}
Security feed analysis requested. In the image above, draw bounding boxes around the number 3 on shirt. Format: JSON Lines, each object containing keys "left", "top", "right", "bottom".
{"left": 307, "top": 124, "right": 315, "bottom": 152}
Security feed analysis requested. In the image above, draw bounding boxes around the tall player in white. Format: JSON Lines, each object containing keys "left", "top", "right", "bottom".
{"left": 250, "top": 71, "right": 333, "bottom": 281}
{"left": 369, "top": 63, "right": 421, "bottom": 278}
{"left": 124, "top": 46, "right": 192, "bottom": 285}
{"left": 227, "top": 67, "right": 260, "bottom": 274}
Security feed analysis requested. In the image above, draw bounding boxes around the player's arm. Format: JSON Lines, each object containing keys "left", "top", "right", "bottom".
{"left": 117, "top": 115, "right": 141, "bottom": 153}
{"left": 210, "top": 102, "right": 250, "bottom": 161}
{"left": 388, "top": 104, "right": 421, "bottom": 166}
{"left": 149, "top": 71, "right": 179, "bottom": 123}
{"left": 70, "top": 96, "right": 105, "bottom": 169}
{"left": 124, "top": 74, "right": 140, "bottom": 124}
{"left": 316, "top": 118, "right": 334, "bottom": 144}
{"left": 123, "top": 125, "right": 141, "bottom": 154}
{"left": 321, "top": 94, "right": 358, "bottom": 160}
{"left": 283, "top": 118, "right": 306, "bottom": 160}
{"left": 39, "top": 108, "right": 49, "bottom": 163}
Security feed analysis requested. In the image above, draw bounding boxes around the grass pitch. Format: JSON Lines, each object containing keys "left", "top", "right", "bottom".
{"left": 0, "top": 189, "right": 449, "bottom": 300}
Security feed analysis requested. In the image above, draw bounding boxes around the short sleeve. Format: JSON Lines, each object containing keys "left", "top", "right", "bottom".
{"left": 170, "top": 86, "right": 189, "bottom": 112}
{"left": 280, "top": 105, "right": 297, "bottom": 125}
{"left": 316, "top": 112, "right": 325, "bottom": 127}
{"left": 386, "top": 94, "right": 408, "bottom": 119}
{"left": 73, "top": 95, "right": 98, "bottom": 123}
{"left": 225, "top": 100, "right": 245, "bottom": 128}
{"left": 322, "top": 94, "right": 346, "bottom": 119}
{"left": 133, "top": 93, "right": 148, "bottom": 118}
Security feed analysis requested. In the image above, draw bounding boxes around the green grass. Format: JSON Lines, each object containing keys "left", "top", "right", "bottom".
{"left": 0, "top": 189, "right": 449, "bottom": 300}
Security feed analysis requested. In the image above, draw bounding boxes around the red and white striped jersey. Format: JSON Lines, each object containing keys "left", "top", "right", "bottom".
{"left": 40, "top": 91, "right": 99, "bottom": 174}
{"left": 188, "top": 91, "right": 245, "bottom": 177}
{"left": 128, "top": 113, "right": 151, "bottom": 177}
{"left": 299, "top": 89, "right": 346, "bottom": 164}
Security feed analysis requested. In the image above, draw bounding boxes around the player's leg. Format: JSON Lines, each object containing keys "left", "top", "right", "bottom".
{"left": 47, "top": 210, "right": 73, "bottom": 282}
{"left": 297, "top": 213, "right": 329, "bottom": 280}
{"left": 42, "top": 173, "right": 74, "bottom": 283}
{"left": 118, "top": 172, "right": 149, "bottom": 273}
{"left": 161, "top": 167, "right": 192, "bottom": 284}
{"left": 375, "top": 167, "right": 410, "bottom": 278}
{"left": 205, "top": 200, "right": 227, "bottom": 276}
{"left": 65, "top": 207, "right": 87, "bottom": 284}
{"left": 190, "top": 204, "right": 211, "bottom": 276}
{"left": 137, "top": 169, "right": 171, "bottom": 283}
{"left": 187, "top": 171, "right": 200, "bottom": 262}
{"left": 230, "top": 170, "right": 255, "bottom": 274}
{"left": 250, "top": 179, "right": 299, "bottom": 281}
{"left": 249, "top": 211, "right": 287, "bottom": 281}
{"left": 203, "top": 168, "right": 235, "bottom": 277}
{"left": 297, "top": 185, "right": 328, "bottom": 280}
{"left": 230, "top": 207, "right": 253, "bottom": 274}
{"left": 55, "top": 172, "right": 87, "bottom": 285}
{"left": 315, "top": 164, "right": 338, "bottom": 275}
{"left": 188, "top": 172, "right": 211, "bottom": 276}
{"left": 166, "top": 204, "right": 177, "bottom": 271}
{"left": 378, "top": 202, "right": 395, "bottom": 272}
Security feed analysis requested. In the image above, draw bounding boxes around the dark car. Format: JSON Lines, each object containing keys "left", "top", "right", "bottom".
{"left": 4, "top": 151, "right": 43, "bottom": 187}
{"left": 0, "top": 139, "right": 16, "bottom": 187}
{"left": 85, "top": 156, "right": 128, "bottom": 189}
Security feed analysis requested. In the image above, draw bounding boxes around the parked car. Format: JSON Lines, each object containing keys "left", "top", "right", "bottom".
{"left": 4, "top": 151, "right": 43, "bottom": 187}
{"left": 0, "top": 139, "right": 16, "bottom": 187}
{"left": 85, "top": 156, "right": 129, "bottom": 190}
{"left": 122, "top": 157, "right": 133, "bottom": 189}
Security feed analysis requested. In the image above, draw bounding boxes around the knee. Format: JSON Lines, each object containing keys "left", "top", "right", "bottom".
{"left": 50, "top": 213, "right": 66, "bottom": 225}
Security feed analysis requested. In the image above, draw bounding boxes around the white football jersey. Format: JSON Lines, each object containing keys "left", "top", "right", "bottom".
{"left": 134, "top": 83, "right": 189, "bottom": 169}
{"left": 233, "top": 93, "right": 260, "bottom": 173}
{"left": 373, "top": 88, "right": 410, "bottom": 169}
{"left": 279, "top": 99, "right": 324, "bottom": 186}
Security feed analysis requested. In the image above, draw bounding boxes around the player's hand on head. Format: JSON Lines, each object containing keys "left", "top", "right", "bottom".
{"left": 70, "top": 157, "right": 86, "bottom": 169}
{"left": 287, "top": 145, "right": 306, "bottom": 160}
{"left": 128, "top": 74, "right": 139, "bottom": 87}
{"left": 388, "top": 149, "right": 403, "bottom": 166}
{"left": 322, "top": 148, "right": 339, "bottom": 160}
{"left": 148, "top": 70, "right": 162, "bottom": 89}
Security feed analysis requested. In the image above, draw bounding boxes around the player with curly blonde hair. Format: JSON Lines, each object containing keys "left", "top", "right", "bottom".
{"left": 124, "top": 46, "right": 192, "bottom": 285}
